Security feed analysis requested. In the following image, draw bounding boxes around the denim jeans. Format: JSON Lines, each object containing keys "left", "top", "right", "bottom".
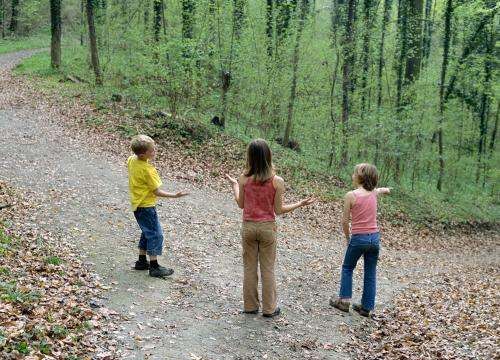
{"left": 339, "top": 232, "right": 380, "bottom": 310}
{"left": 134, "top": 206, "right": 164, "bottom": 256}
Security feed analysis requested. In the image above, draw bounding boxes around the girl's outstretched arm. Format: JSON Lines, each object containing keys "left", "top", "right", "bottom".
{"left": 225, "top": 174, "right": 245, "bottom": 209}
{"left": 376, "top": 187, "right": 392, "bottom": 195}
{"left": 273, "top": 176, "right": 315, "bottom": 215}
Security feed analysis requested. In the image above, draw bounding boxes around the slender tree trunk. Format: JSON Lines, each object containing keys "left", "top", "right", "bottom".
{"left": 360, "top": 0, "right": 375, "bottom": 114}
{"left": 50, "top": 0, "right": 62, "bottom": 69}
{"left": 144, "top": 0, "right": 150, "bottom": 34}
{"left": 374, "top": 0, "right": 392, "bottom": 165}
{"left": 232, "top": 0, "right": 246, "bottom": 39}
{"left": 0, "top": 0, "right": 5, "bottom": 38}
{"left": 86, "top": 0, "right": 103, "bottom": 85}
{"left": 182, "top": 0, "right": 195, "bottom": 39}
{"left": 266, "top": 0, "right": 273, "bottom": 56}
{"left": 161, "top": 0, "right": 167, "bottom": 35}
{"left": 9, "top": 0, "right": 19, "bottom": 33}
{"left": 437, "top": 0, "right": 452, "bottom": 191}
{"left": 476, "top": 20, "right": 494, "bottom": 184}
{"left": 394, "top": 0, "right": 408, "bottom": 181}
{"left": 80, "top": 0, "right": 85, "bottom": 45}
{"left": 153, "top": 0, "right": 161, "bottom": 41}
{"left": 340, "top": 0, "right": 356, "bottom": 166}
{"left": 328, "top": 50, "right": 340, "bottom": 168}
{"left": 422, "top": 0, "right": 433, "bottom": 64}
{"left": 283, "top": 0, "right": 309, "bottom": 147}
{"left": 489, "top": 102, "right": 499, "bottom": 156}
{"left": 404, "top": 0, "right": 423, "bottom": 83}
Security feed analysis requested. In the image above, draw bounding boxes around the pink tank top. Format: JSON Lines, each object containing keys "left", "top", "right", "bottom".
{"left": 243, "top": 176, "right": 276, "bottom": 222}
{"left": 351, "top": 191, "right": 378, "bottom": 234}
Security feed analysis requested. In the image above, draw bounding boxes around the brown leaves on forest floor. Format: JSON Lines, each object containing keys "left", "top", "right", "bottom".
{"left": 0, "top": 181, "right": 119, "bottom": 359}
{"left": 341, "top": 264, "right": 499, "bottom": 360}
{"left": 2, "top": 67, "right": 498, "bottom": 254}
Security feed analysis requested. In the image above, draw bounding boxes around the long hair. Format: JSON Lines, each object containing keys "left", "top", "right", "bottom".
{"left": 244, "top": 139, "right": 274, "bottom": 182}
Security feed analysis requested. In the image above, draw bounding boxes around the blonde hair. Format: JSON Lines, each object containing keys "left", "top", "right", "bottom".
{"left": 354, "top": 163, "right": 378, "bottom": 191}
{"left": 131, "top": 135, "right": 155, "bottom": 155}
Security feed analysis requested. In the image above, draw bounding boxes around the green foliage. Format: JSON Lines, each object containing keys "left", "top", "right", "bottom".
{"left": 45, "top": 256, "right": 63, "bottom": 266}
{"left": 0, "top": 32, "right": 50, "bottom": 54}
{"left": 9, "top": 0, "right": 500, "bottom": 227}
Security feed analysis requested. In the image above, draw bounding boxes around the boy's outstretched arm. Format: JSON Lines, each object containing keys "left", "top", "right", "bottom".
{"left": 153, "top": 188, "right": 189, "bottom": 198}
{"left": 274, "top": 177, "right": 316, "bottom": 215}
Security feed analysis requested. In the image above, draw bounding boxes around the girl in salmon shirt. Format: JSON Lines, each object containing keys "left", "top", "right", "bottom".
{"left": 331, "top": 163, "right": 391, "bottom": 317}
{"left": 226, "top": 139, "right": 315, "bottom": 318}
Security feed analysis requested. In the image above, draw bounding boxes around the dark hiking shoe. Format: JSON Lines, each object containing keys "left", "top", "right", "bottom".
{"left": 240, "top": 309, "right": 259, "bottom": 315}
{"left": 352, "top": 303, "right": 371, "bottom": 317}
{"left": 134, "top": 260, "right": 149, "bottom": 270}
{"left": 263, "top": 307, "right": 281, "bottom": 318}
{"left": 149, "top": 265, "right": 174, "bottom": 278}
{"left": 330, "top": 298, "right": 350, "bottom": 313}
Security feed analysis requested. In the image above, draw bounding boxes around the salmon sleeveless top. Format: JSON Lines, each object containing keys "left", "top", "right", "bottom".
{"left": 243, "top": 176, "right": 276, "bottom": 222}
{"left": 351, "top": 191, "right": 378, "bottom": 234}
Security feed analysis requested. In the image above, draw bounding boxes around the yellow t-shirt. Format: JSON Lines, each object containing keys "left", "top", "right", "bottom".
{"left": 127, "top": 155, "right": 162, "bottom": 211}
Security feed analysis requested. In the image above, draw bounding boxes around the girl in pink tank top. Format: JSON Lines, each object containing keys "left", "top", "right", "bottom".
{"left": 330, "top": 163, "right": 391, "bottom": 317}
{"left": 226, "top": 139, "right": 316, "bottom": 318}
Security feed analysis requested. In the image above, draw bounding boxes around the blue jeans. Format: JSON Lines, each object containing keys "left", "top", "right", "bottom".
{"left": 134, "top": 207, "right": 164, "bottom": 256}
{"left": 339, "top": 232, "right": 380, "bottom": 310}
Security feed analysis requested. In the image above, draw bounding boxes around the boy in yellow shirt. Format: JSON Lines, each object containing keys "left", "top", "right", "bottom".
{"left": 128, "top": 135, "right": 188, "bottom": 278}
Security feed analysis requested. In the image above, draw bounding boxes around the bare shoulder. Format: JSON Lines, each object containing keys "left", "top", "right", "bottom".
{"left": 238, "top": 173, "right": 249, "bottom": 185}
{"left": 344, "top": 191, "right": 355, "bottom": 202}
{"left": 273, "top": 175, "right": 285, "bottom": 189}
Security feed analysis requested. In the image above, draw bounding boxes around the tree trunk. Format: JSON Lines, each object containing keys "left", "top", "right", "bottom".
{"left": 360, "top": 0, "right": 375, "bottom": 114}
{"left": 9, "top": 0, "right": 18, "bottom": 33}
{"left": 153, "top": 0, "right": 161, "bottom": 41}
{"left": 182, "top": 0, "right": 195, "bottom": 39}
{"left": 232, "top": 0, "right": 246, "bottom": 39}
{"left": 50, "top": 0, "right": 62, "bottom": 69}
{"left": 476, "top": 19, "right": 494, "bottom": 184}
{"left": 340, "top": 0, "right": 356, "bottom": 166}
{"left": 266, "top": 0, "right": 273, "bottom": 56}
{"left": 436, "top": 0, "right": 452, "bottom": 191}
{"left": 0, "top": 0, "right": 5, "bottom": 38}
{"left": 405, "top": 0, "right": 423, "bottom": 83}
{"left": 422, "top": 0, "right": 433, "bottom": 64}
{"left": 283, "top": 0, "right": 309, "bottom": 147}
{"left": 374, "top": 0, "right": 392, "bottom": 165}
{"left": 80, "top": 0, "right": 85, "bottom": 45}
{"left": 161, "top": 0, "right": 167, "bottom": 35}
{"left": 86, "top": 0, "right": 103, "bottom": 85}
{"left": 488, "top": 102, "right": 499, "bottom": 156}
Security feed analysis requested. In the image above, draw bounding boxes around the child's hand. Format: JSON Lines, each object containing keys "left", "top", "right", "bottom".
{"left": 175, "top": 191, "right": 189, "bottom": 198}
{"left": 225, "top": 174, "right": 238, "bottom": 185}
{"left": 299, "top": 197, "right": 316, "bottom": 207}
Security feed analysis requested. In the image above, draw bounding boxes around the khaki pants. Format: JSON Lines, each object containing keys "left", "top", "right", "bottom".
{"left": 241, "top": 221, "right": 277, "bottom": 314}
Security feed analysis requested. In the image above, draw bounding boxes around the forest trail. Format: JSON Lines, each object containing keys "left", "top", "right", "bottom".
{"left": 0, "top": 50, "right": 497, "bottom": 360}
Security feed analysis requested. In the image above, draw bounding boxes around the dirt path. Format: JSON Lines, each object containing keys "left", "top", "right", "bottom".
{"left": 0, "top": 50, "right": 497, "bottom": 360}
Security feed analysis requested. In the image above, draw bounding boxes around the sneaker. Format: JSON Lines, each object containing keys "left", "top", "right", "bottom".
{"left": 330, "top": 298, "right": 350, "bottom": 313}
{"left": 134, "top": 260, "right": 149, "bottom": 270}
{"left": 149, "top": 265, "right": 174, "bottom": 278}
{"left": 352, "top": 303, "right": 371, "bottom": 317}
{"left": 263, "top": 307, "right": 281, "bottom": 318}
{"left": 240, "top": 309, "right": 259, "bottom": 315}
